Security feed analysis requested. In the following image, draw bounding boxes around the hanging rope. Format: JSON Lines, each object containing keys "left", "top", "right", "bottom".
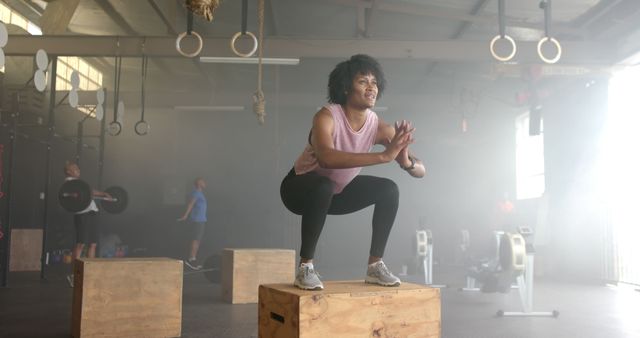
{"left": 537, "top": 0, "right": 562, "bottom": 64}
{"left": 241, "top": 0, "right": 248, "bottom": 35}
{"left": 489, "top": 0, "right": 516, "bottom": 62}
{"left": 176, "top": 10, "right": 203, "bottom": 58}
{"left": 253, "top": 0, "right": 266, "bottom": 125}
{"left": 135, "top": 54, "right": 150, "bottom": 136}
{"left": 230, "top": 0, "right": 257, "bottom": 57}
{"left": 108, "top": 42, "right": 123, "bottom": 136}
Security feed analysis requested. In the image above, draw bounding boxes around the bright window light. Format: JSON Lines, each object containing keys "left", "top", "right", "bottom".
{"left": 56, "top": 56, "right": 103, "bottom": 118}
{"left": 0, "top": 3, "right": 43, "bottom": 72}
{"left": 0, "top": 3, "right": 42, "bottom": 35}
{"left": 0, "top": 3, "right": 101, "bottom": 119}
{"left": 515, "top": 112, "right": 545, "bottom": 200}
{"left": 56, "top": 56, "right": 103, "bottom": 91}
{"left": 600, "top": 65, "right": 640, "bottom": 285}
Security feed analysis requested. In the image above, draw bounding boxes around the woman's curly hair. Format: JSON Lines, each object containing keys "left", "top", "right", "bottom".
{"left": 327, "top": 54, "right": 386, "bottom": 105}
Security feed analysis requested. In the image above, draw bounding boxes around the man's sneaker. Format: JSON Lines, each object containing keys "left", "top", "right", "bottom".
{"left": 294, "top": 263, "right": 324, "bottom": 290}
{"left": 66, "top": 274, "right": 74, "bottom": 288}
{"left": 184, "top": 258, "right": 202, "bottom": 270}
{"left": 365, "top": 261, "right": 401, "bottom": 286}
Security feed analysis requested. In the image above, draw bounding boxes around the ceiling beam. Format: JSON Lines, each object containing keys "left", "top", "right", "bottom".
{"left": 147, "top": 0, "right": 177, "bottom": 35}
{"left": 94, "top": 0, "right": 176, "bottom": 77}
{"left": 572, "top": 0, "right": 624, "bottom": 30}
{"left": 327, "top": 0, "right": 585, "bottom": 37}
{"left": 451, "top": 0, "right": 491, "bottom": 39}
{"left": 19, "top": 0, "right": 44, "bottom": 15}
{"left": 590, "top": 0, "right": 640, "bottom": 39}
{"left": 94, "top": 0, "right": 137, "bottom": 36}
{"left": 4, "top": 0, "right": 42, "bottom": 23}
{"left": 4, "top": 35, "right": 617, "bottom": 65}
{"left": 39, "top": 0, "right": 81, "bottom": 34}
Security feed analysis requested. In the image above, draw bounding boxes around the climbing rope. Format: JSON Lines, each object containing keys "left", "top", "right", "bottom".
{"left": 253, "top": 0, "right": 266, "bottom": 125}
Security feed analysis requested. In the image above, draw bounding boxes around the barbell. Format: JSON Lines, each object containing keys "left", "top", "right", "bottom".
{"left": 58, "top": 179, "right": 128, "bottom": 214}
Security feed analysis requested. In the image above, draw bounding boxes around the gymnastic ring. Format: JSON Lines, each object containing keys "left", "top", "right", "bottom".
{"left": 230, "top": 31, "right": 258, "bottom": 57}
{"left": 176, "top": 31, "right": 204, "bottom": 58}
{"left": 134, "top": 120, "right": 150, "bottom": 136}
{"left": 489, "top": 34, "right": 517, "bottom": 62}
{"left": 537, "top": 36, "right": 562, "bottom": 64}
{"left": 108, "top": 121, "right": 122, "bottom": 136}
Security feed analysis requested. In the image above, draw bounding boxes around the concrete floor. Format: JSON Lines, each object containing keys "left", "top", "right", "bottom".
{"left": 1, "top": 269, "right": 639, "bottom": 338}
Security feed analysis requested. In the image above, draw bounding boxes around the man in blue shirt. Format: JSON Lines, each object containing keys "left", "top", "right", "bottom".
{"left": 178, "top": 178, "right": 207, "bottom": 270}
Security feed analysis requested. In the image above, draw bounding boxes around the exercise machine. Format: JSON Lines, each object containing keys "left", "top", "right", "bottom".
{"left": 416, "top": 230, "right": 446, "bottom": 288}
{"left": 497, "top": 226, "right": 559, "bottom": 317}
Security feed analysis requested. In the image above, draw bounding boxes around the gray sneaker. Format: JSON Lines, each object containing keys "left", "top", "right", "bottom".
{"left": 294, "top": 264, "right": 324, "bottom": 290}
{"left": 365, "top": 261, "right": 401, "bottom": 286}
{"left": 184, "top": 259, "right": 202, "bottom": 270}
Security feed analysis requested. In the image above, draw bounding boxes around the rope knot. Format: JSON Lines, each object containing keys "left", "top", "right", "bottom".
{"left": 185, "top": 0, "right": 220, "bottom": 21}
{"left": 253, "top": 90, "right": 266, "bottom": 125}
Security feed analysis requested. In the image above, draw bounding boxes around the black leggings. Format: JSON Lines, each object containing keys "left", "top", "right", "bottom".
{"left": 280, "top": 168, "right": 399, "bottom": 259}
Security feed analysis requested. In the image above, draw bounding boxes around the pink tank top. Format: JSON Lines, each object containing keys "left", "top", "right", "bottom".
{"left": 294, "top": 103, "right": 379, "bottom": 193}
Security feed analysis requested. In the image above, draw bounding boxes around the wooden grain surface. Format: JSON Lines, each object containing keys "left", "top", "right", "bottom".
{"left": 259, "top": 281, "right": 441, "bottom": 338}
{"left": 222, "top": 248, "right": 295, "bottom": 304}
{"left": 71, "top": 258, "right": 183, "bottom": 338}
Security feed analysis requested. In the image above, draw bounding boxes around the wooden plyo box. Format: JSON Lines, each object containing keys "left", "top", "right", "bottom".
{"left": 259, "top": 281, "right": 441, "bottom": 338}
{"left": 9, "top": 229, "right": 42, "bottom": 271}
{"left": 222, "top": 248, "right": 295, "bottom": 304}
{"left": 71, "top": 258, "right": 183, "bottom": 338}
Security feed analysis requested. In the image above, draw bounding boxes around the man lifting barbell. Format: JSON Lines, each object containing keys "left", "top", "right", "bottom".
{"left": 62, "top": 161, "right": 112, "bottom": 287}
{"left": 58, "top": 162, "right": 128, "bottom": 285}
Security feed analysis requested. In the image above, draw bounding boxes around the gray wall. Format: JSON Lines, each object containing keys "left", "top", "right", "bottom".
{"left": 99, "top": 59, "right": 523, "bottom": 273}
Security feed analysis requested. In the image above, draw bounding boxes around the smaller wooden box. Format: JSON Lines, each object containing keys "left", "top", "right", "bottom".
{"left": 259, "top": 281, "right": 441, "bottom": 338}
{"left": 71, "top": 258, "right": 183, "bottom": 338}
{"left": 9, "top": 229, "right": 42, "bottom": 271}
{"left": 222, "top": 248, "right": 295, "bottom": 304}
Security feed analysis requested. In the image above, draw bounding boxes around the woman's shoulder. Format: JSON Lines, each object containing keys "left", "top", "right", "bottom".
{"left": 314, "top": 106, "right": 334, "bottom": 123}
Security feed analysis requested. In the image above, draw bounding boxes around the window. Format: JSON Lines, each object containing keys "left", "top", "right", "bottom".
{"left": 0, "top": 3, "right": 42, "bottom": 35}
{"left": 0, "top": 3, "right": 42, "bottom": 72}
{"left": 515, "top": 112, "right": 545, "bottom": 200}
{"left": 601, "top": 65, "right": 640, "bottom": 285}
{"left": 56, "top": 56, "right": 103, "bottom": 91}
{"left": 56, "top": 56, "right": 103, "bottom": 117}
{"left": 0, "top": 4, "right": 102, "bottom": 117}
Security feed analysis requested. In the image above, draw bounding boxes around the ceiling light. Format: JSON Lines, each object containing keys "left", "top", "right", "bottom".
{"left": 199, "top": 57, "right": 300, "bottom": 65}
{"left": 173, "top": 106, "right": 245, "bottom": 112}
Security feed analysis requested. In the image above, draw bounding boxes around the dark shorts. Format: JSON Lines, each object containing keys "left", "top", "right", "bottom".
{"left": 191, "top": 221, "right": 206, "bottom": 241}
{"left": 74, "top": 211, "right": 99, "bottom": 245}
